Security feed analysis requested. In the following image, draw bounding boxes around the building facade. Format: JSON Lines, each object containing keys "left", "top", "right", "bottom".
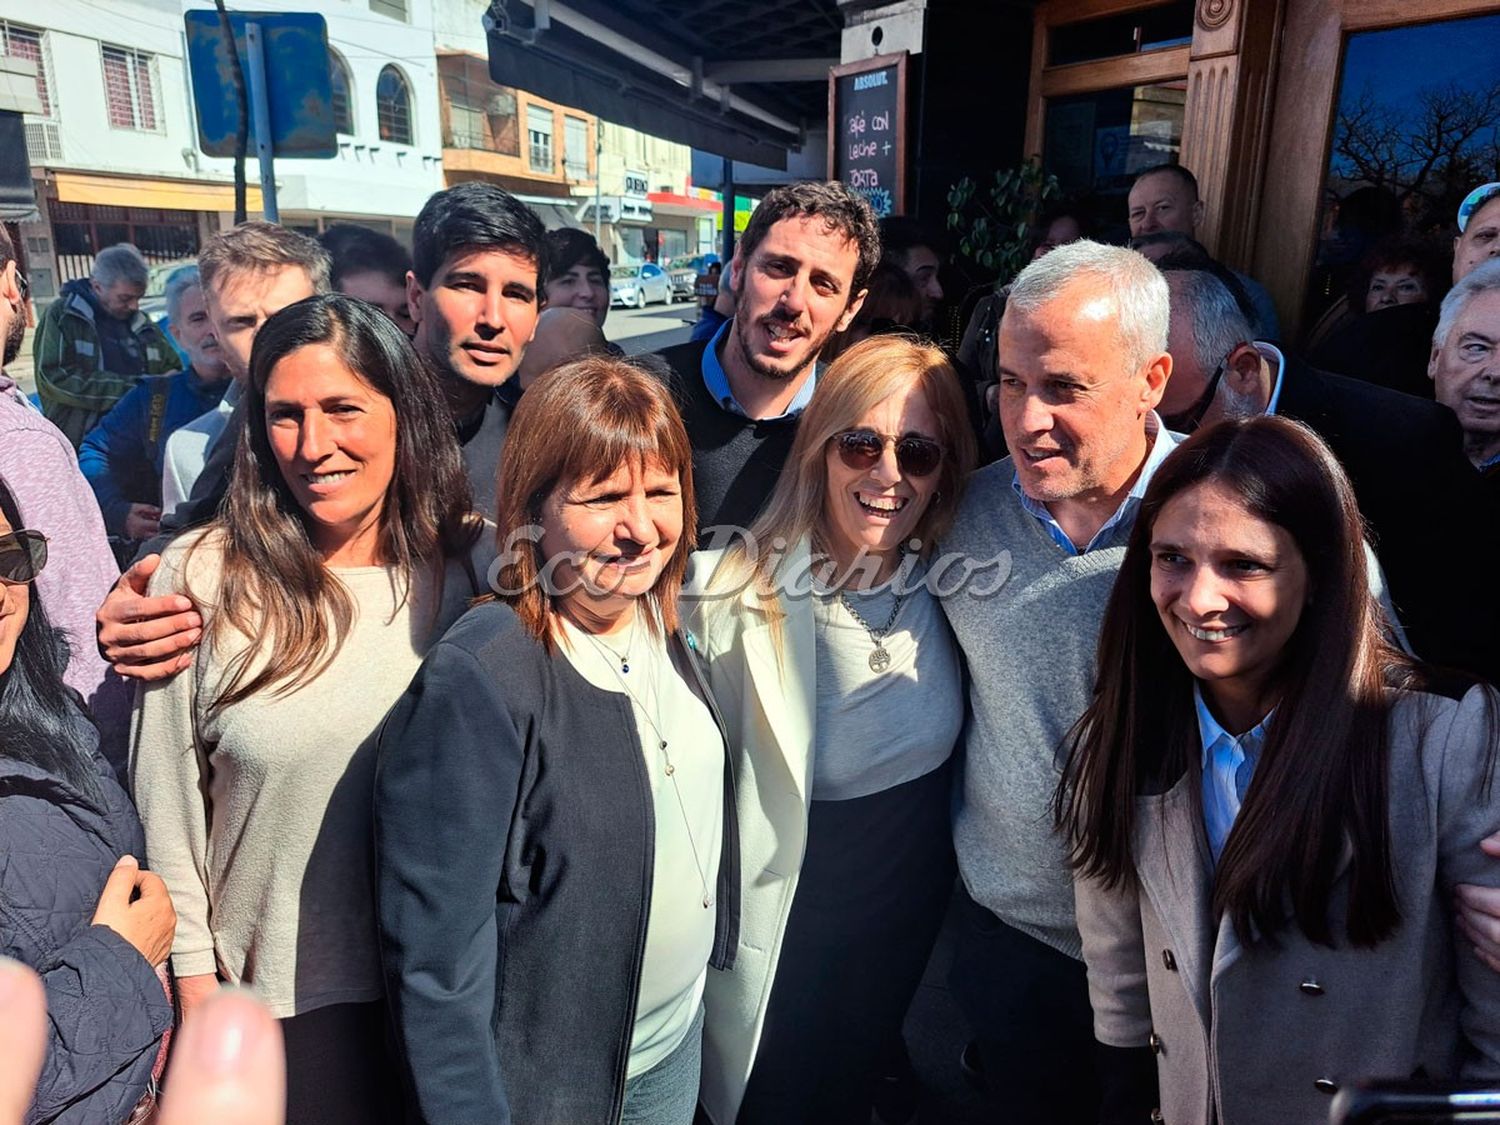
{"left": 3, "top": 0, "right": 445, "bottom": 304}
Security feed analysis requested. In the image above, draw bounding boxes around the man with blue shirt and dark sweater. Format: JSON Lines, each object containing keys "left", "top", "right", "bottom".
{"left": 939, "top": 241, "right": 1174, "bottom": 1124}
{"left": 655, "top": 181, "right": 880, "bottom": 531}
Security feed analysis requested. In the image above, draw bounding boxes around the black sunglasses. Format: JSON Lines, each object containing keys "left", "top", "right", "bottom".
{"left": 833, "top": 429, "right": 944, "bottom": 478}
{"left": 0, "top": 530, "right": 48, "bottom": 584}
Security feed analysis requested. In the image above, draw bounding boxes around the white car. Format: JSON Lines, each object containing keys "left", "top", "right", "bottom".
{"left": 610, "top": 262, "right": 674, "bottom": 308}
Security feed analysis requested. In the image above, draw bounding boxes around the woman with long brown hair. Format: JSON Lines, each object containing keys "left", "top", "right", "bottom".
{"left": 130, "top": 294, "right": 486, "bottom": 1123}
{"left": 1055, "top": 415, "right": 1500, "bottom": 1125}
{"left": 373, "top": 357, "right": 738, "bottom": 1125}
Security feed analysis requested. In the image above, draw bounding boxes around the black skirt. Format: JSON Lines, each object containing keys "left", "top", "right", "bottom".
{"left": 736, "top": 760, "right": 956, "bottom": 1125}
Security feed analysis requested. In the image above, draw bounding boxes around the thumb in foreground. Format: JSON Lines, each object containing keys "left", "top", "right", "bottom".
{"left": 159, "top": 987, "right": 285, "bottom": 1125}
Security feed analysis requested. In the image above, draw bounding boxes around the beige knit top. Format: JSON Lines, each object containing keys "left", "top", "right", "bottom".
{"left": 131, "top": 527, "right": 493, "bottom": 1018}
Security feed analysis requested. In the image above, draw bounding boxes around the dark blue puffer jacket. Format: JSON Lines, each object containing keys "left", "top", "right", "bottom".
{"left": 0, "top": 731, "right": 173, "bottom": 1124}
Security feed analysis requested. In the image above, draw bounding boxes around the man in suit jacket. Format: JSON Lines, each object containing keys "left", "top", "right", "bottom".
{"left": 1161, "top": 263, "right": 1500, "bottom": 684}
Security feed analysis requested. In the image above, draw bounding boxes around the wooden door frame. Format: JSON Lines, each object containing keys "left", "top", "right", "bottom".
{"left": 1253, "top": 0, "right": 1500, "bottom": 339}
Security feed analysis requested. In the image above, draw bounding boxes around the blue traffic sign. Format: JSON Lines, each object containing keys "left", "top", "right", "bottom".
{"left": 185, "top": 10, "right": 336, "bottom": 159}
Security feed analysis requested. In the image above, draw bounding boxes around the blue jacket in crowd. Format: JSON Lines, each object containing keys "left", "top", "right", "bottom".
{"left": 0, "top": 722, "right": 172, "bottom": 1124}
{"left": 78, "top": 368, "right": 229, "bottom": 537}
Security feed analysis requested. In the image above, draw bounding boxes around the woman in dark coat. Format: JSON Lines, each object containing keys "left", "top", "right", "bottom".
{"left": 0, "top": 477, "right": 175, "bottom": 1124}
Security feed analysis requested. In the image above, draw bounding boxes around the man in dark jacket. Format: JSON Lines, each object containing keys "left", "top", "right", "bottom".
{"left": 655, "top": 181, "right": 879, "bottom": 532}
{"left": 34, "top": 245, "right": 179, "bottom": 447}
{"left": 1161, "top": 261, "right": 1500, "bottom": 682}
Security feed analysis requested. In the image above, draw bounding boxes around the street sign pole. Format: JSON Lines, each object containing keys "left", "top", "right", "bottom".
{"left": 244, "top": 20, "right": 278, "bottom": 222}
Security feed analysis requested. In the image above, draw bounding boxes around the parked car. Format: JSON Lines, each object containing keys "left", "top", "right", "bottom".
{"left": 667, "top": 253, "right": 719, "bottom": 300}
{"left": 610, "top": 262, "right": 674, "bottom": 308}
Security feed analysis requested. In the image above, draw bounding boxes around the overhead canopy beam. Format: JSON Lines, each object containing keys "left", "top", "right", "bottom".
{"left": 486, "top": 0, "right": 807, "bottom": 167}
{"left": 704, "top": 58, "right": 838, "bottom": 83}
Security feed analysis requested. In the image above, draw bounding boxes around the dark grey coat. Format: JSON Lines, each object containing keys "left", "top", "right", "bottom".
{"left": 374, "top": 600, "right": 740, "bottom": 1125}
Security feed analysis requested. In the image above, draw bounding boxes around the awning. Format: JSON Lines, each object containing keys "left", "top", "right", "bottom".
{"left": 52, "top": 171, "right": 263, "bottom": 213}
{"left": 521, "top": 199, "right": 586, "bottom": 231}
{"left": 486, "top": 0, "right": 841, "bottom": 170}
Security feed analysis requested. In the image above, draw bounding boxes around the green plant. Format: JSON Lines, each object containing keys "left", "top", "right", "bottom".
{"left": 946, "top": 160, "right": 1061, "bottom": 283}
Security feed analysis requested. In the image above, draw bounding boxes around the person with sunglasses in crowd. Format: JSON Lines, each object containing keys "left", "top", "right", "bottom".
{"left": 686, "top": 335, "right": 978, "bottom": 1124}
{"left": 0, "top": 476, "right": 177, "bottom": 1125}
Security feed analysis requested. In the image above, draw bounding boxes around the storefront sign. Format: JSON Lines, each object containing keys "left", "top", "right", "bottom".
{"left": 828, "top": 52, "right": 907, "bottom": 218}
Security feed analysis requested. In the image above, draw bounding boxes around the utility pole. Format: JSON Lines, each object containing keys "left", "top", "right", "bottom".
{"left": 593, "top": 118, "right": 603, "bottom": 251}
{"left": 212, "top": 0, "right": 247, "bottom": 223}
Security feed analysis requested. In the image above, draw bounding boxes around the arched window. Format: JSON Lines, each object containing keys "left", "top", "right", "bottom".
{"left": 376, "top": 64, "right": 412, "bottom": 145}
{"left": 329, "top": 50, "right": 353, "bottom": 135}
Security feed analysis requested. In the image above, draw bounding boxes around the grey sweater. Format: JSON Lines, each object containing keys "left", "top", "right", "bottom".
{"left": 940, "top": 460, "right": 1144, "bottom": 961}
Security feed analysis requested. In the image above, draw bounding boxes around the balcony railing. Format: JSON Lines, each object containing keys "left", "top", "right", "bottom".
{"left": 443, "top": 126, "right": 519, "bottom": 157}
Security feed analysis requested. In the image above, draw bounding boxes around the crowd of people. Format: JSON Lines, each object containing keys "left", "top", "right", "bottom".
{"left": 0, "top": 166, "right": 1498, "bottom": 1125}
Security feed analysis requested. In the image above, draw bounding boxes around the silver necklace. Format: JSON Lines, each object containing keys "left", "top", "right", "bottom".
{"left": 581, "top": 621, "right": 715, "bottom": 910}
{"left": 839, "top": 585, "right": 908, "bottom": 673}
{"left": 592, "top": 613, "right": 635, "bottom": 674}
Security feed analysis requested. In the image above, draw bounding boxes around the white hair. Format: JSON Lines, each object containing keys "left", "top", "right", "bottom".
{"left": 1435, "top": 258, "right": 1500, "bottom": 349}
{"left": 91, "top": 243, "right": 149, "bottom": 290}
{"left": 163, "top": 265, "right": 202, "bottom": 324}
{"left": 1006, "top": 239, "right": 1169, "bottom": 373}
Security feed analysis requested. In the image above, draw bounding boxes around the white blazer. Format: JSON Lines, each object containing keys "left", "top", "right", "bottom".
{"left": 685, "top": 541, "right": 818, "bottom": 1125}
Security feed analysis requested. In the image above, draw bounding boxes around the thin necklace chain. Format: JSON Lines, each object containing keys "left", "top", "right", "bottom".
{"left": 581, "top": 620, "right": 715, "bottom": 910}
{"left": 591, "top": 612, "right": 636, "bottom": 674}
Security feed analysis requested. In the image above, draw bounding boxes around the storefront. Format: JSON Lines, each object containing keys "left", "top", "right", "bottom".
{"left": 1023, "top": 0, "right": 1500, "bottom": 339}
{"left": 23, "top": 171, "right": 261, "bottom": 301}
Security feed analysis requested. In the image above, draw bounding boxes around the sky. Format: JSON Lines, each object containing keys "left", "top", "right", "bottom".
{"left": 1337, "top": 12, "right": 1500, "bottom": 116}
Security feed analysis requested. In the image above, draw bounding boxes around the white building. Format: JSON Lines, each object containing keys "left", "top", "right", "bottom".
{"left": 4, "top": 0, "right": 445, "bottom": 303}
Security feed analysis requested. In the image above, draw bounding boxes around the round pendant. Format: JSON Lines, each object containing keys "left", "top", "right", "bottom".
{"left": 868, "top": 646, "right": 892, "bottom": 673}
{"left": 620, "top": 662, "right": 630, "bottom": 674}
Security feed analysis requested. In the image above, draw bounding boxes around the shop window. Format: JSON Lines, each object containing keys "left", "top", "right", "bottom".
{"left": 0, "top": 21, "right": 51, "bottom": 117}
{"left": 1048, "top": 1, "right": 1193, "bottom": 67}
{"left": 1310, "top": 9, "right": 1500, "bottom": 322}
{"left": 1042, "top": 81, "right": 1186, "bottom": 239}
{"left": 377, "top": 65, "right": 413, "bottom": 145}
{"left": 50, "top": 202, "right": 199, "bottom": 285}
{"left": 563, "top": 115, "right": 589, "bottom": 181}
{"left": 527, "top": 104, "right": 554, "bottom": 173}
{"left": 329, "top": 51, "right": 354, "bottom": 136}
{"left": 101, "top": 45, "right": 158, "bottom": 132}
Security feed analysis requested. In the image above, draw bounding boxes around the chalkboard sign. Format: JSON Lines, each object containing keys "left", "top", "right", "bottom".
{"left": 828, "top": 52, "right": 908, "bottom": 218}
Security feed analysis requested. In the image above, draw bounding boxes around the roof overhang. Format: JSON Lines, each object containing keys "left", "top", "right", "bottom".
{"left": 484, "top": 0, "right": 839, "bottom": 169}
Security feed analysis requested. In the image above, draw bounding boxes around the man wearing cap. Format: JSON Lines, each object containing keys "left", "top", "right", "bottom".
{"left": 1455, "top": 182, "right": 1500, "bottom": 284}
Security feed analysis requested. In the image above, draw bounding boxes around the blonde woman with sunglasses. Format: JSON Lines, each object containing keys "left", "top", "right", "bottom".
{"left": 687, "top": 335, "right": 978, "bottom": 1125}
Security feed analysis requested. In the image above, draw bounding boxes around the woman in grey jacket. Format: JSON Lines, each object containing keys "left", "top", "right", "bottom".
{"left": 374, "top": 357, "right": 739, "bottom": 1125}
{"left": 1055, "top": 415, "right": 1500, "bottom": 1125}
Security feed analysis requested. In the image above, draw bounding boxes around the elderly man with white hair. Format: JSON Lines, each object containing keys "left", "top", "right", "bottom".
{"left": 1431, "top": 258, "right": 1500, "bottom": 481}
{"left": 34, "top": 243, "right": 180, "bottom": 447}
{"left": 938, "top": 240, "right": 1173, "bottom": 1124}
{"left": 77, "top": 266, "right": 232, "bottom": 545}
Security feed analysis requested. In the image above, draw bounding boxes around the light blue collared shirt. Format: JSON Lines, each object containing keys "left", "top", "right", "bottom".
{"left": 701, "top": 319, "right": 818, "bottom": 420}
{"left": 1195, "top": 683, "right": 1272, "bottom": 864}
{"left": 1012, "top": 412, "right": 1180, "bottom": 555}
